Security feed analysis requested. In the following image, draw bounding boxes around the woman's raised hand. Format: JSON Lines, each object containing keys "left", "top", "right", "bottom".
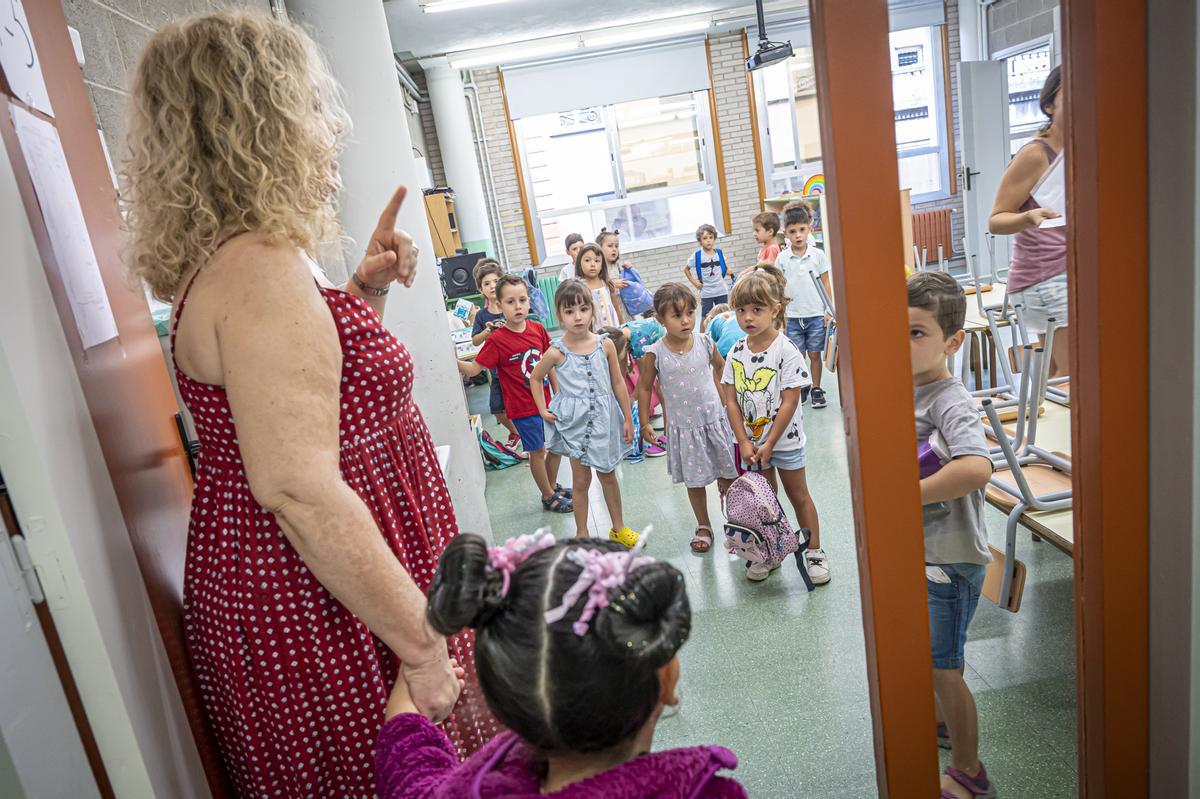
{"left": 356, "top": 186, "right": 421, "bottom": 290}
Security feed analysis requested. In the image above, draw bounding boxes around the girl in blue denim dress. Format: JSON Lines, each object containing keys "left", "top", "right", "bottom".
{"left": 530, "top": 280, "right": 640, "bottom": 549}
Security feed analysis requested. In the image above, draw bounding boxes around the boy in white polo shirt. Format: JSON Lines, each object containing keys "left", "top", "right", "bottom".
{"left": 775, "top": 203, "right": 834, "bottom": 408}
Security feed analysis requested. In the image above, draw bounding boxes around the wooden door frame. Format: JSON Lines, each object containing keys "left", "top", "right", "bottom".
{"left": 3, "top": 4, "right": 231, "bottom": 796}
{"left": 810, "top": 0, "right": 1152, "bottom": 794}
{"left": 1063, "top": 0, "right": 1150, "bottom": 795}
{"left": 807, "top": 0, "right": 938, "bottom": 795}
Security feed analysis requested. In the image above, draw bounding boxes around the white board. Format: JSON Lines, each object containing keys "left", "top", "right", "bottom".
{"left": 10, "top": 106, "right": 117, "bottom": 348}
{"left": 0, "top": 0, "right": 54, "bottom": 116}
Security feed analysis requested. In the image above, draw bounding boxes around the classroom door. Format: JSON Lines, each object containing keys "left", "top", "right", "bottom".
{"left": 958, "top": 60, "right": 1012, "bottom": 279}
{"left": 0, "top": 511, "right": 100, "bottom": 799}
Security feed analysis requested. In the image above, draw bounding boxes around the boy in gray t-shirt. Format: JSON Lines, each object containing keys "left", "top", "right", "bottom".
{"left": 907, "top": 272, "right": 997, "bottom": 798}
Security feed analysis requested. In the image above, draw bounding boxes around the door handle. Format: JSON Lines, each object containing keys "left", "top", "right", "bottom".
{"left": 964, "top": 166, "right": 981, "bottom": 191}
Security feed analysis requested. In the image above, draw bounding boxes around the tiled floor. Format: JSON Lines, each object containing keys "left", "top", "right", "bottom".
{"left": 469, "top": 375, "right": 1078, "bottom": 798}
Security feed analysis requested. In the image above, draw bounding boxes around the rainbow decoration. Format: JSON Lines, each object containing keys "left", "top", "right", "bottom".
{"left": 803, "top": 174, "right": 825, "bottom": 195}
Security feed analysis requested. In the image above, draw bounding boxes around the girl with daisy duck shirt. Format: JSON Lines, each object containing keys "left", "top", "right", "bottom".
{"left": 720, "top": 272, "right": 830, "bottom": 586}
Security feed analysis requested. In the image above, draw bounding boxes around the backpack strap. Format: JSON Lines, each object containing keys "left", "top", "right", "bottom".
{"left": 717, "top": 248, "right": 727, "bottom": 277}
{"left": 694, "top": 249, "right": 703, "bottom": 281}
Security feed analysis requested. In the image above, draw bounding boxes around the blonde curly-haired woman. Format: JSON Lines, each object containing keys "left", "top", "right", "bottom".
{"left": 123, "top": 11, "right": 498, "bottom": 796}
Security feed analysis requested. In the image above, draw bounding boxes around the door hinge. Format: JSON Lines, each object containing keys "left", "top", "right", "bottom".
{"left": 9, "top": 534, "right": 46, "bottom": 605}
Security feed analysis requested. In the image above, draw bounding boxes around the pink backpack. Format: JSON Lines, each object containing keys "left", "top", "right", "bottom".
{"left": 722, "top": 471, "right": 815, "bottom": 591}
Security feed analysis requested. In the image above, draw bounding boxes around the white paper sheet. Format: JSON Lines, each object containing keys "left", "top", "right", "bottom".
{"left": 0, "top": 0, "right": 54, "bottom": 116}
{"left": 10, "top": 106, "right": 117, "bottom": 348}
{"left": 1030, "top": 151, "right": 1067, "bottom": 228}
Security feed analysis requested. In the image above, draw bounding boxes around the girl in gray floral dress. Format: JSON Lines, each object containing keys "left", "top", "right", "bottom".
{"left": 635, "top": 283, "right": 739, "bottom": 553}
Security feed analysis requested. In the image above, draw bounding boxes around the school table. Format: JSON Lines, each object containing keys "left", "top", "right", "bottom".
{"left": 963, "top": 282, "right": 1007, "bottom": 331}
{"left": 983, "top": 400, "right": 1075, "bottom": 587}
{"left": 988, "top": 401, "right": 1073, "bottom": 457}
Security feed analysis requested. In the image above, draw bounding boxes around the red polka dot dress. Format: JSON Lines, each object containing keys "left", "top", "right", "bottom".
{"left": 172, "top": 280, "right": 500, "bottom": 798}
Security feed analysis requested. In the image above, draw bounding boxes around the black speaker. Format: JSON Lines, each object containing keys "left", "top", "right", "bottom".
{"left": 440, "top": 251, "right": 486, "bottom": 299}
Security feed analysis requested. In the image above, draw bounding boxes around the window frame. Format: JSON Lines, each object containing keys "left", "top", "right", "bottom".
{"left": 753, "top": 24, "right": 954, "bottom": 204}
{"left": 514, "top": 90, "right": 725, "bottom": 267}
{"left": 992, "top": 34, "right": 1059, "bottom": 157}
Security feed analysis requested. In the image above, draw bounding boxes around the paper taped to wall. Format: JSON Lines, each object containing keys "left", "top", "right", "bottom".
{"left": 0, "top": 0, "right": 54, "bottom": 116}
{"left": 10, "top": 105, "right": 117, "bottom": 348}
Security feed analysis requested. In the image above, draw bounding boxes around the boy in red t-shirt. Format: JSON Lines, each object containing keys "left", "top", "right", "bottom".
{"left": 458, "top": 275, "right": 572, "bottom": 513}
{"left": 753, "top": 211, "right": 782, "bottom": 267}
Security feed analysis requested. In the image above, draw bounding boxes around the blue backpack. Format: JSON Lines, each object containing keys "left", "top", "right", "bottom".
{"left": 694, "top": 249, "right": 729, "bottom": 282}
{"left": 478, "top": 429, "right": 525, "bottom": 470}
{"left": 523, "top": 268, "right": 550, "bottom": 323}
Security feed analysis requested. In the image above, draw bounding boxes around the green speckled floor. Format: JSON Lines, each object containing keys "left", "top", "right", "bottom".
{"left": 468, "top": 376, "right": 1078, "bottom": 798}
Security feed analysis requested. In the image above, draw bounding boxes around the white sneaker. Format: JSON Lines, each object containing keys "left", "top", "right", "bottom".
{"left": 805, "top": 548, "right": 831, "bottom": 585}
{"left": 746, "top": 561, "right": 779, "bottom": 582}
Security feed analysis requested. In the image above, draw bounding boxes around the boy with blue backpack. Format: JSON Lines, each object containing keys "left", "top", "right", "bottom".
{"left": 683, "top": 224, "right": 731, "bottom": 317}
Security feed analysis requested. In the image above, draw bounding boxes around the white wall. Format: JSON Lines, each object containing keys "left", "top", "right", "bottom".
{"left": 288, "top": 0, "right": 493, "bottom": 541}
{"left": 0, "top": 140, "right": 208, "bottom": 797}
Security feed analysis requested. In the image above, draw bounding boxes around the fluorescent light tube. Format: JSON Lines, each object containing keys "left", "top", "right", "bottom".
{"left": 422, "top": 0, "right": 510, "bottom": 13}
{"left": 583, "top": 18, "right": 712, "bottom": 48}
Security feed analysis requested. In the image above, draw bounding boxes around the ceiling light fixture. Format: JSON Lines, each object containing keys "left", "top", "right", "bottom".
{"left": 449, "top": 39, "right": 583, "bottom": 70}
{"left": 421, "top": 0, "right": 510, "bottom": 14}
{"left": 583, "top": 18, "right": 713, "bottom": 49}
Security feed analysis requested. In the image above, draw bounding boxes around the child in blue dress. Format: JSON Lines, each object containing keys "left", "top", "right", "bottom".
{"left": 531, "top": 280, "right": 640, "bottom": 548}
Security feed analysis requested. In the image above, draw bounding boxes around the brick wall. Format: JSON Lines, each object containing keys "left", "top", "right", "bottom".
{"left": 63, "top": 0, "right": 273, "bottom": 165}
{"left": 465, "top": 13, "right": 969, "bottom": 293}
{"left": 987, "top": 0, "right": 1058, "bottom": 55}
{"left": 410, "top": 67, "right": 447, "bottom": 186}
{"left": 469, "top": 31, "right": 763, "bottom": 299}
{"left": 468, "top": 66, "right": 535, "bottom": 270}
{"left": 62, "top": 0, "right": 354, "bottom": 279}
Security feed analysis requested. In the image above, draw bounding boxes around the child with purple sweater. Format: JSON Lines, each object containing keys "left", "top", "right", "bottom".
{"left": 375, "top": 532, "right": 747, "bottom": 799}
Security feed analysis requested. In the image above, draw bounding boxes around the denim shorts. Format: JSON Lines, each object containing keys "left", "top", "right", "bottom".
{"left": 702, "top": 294, "right": 729, "bottom": 318}
{"left": 741, "top": 446, "right": 806, "bottom": 472}
{"left": 927, "top": 562, "right": 986, "bottom": 670}
{"left": 1008, "top": 273, "right": 1068, "bottom": 334}
{"left": 787, "top": 316, "right": 827, "bottom": 353}
{"left": 511, "top": 414, "right": 546, "bottom": 453}
{"left": 488, "top": 374, "right": 505, "bottom": 415}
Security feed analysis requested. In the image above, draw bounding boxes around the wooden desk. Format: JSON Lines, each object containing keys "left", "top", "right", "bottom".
{"left": 984, "top": 492, "right": 1074, "bottom": 554}
{"left": 990, "top": 402, "right": 1073, "bottom": 457}
{"left": 964, "top": 283, "right": 1007, "bottom": 331}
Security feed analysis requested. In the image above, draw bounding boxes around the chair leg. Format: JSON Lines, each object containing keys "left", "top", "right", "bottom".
{"left": 987, "top": 333, "right": 998, "bottom": 389}
{"left": 999, "top": 503, "right": 1026, "bottom": 609}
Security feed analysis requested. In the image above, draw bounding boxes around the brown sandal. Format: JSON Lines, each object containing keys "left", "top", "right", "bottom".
{"left": 690, "top": 526, "right": 714, "bottom": 553}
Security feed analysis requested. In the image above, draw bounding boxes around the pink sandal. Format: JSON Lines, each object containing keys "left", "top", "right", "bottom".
{"left": 939, "top": 763, "right": 996, "bottom": 798}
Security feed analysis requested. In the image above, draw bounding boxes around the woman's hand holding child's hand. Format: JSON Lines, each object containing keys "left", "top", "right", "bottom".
{"left": 401, "top": 646, "right": 462, "bottom": 724}
{"left": 540, "top": 410, "right": 558, "bottom": 424}
{"left": 387, "top": 658, "right": 465, "bottom": 722}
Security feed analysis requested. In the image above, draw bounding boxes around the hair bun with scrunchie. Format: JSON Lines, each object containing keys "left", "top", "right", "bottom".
{"left": 593, "top": 561, "right": 691, "bottom": 669}
{"left": 426, "top": 535, "right": 508, "bottom": 634}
